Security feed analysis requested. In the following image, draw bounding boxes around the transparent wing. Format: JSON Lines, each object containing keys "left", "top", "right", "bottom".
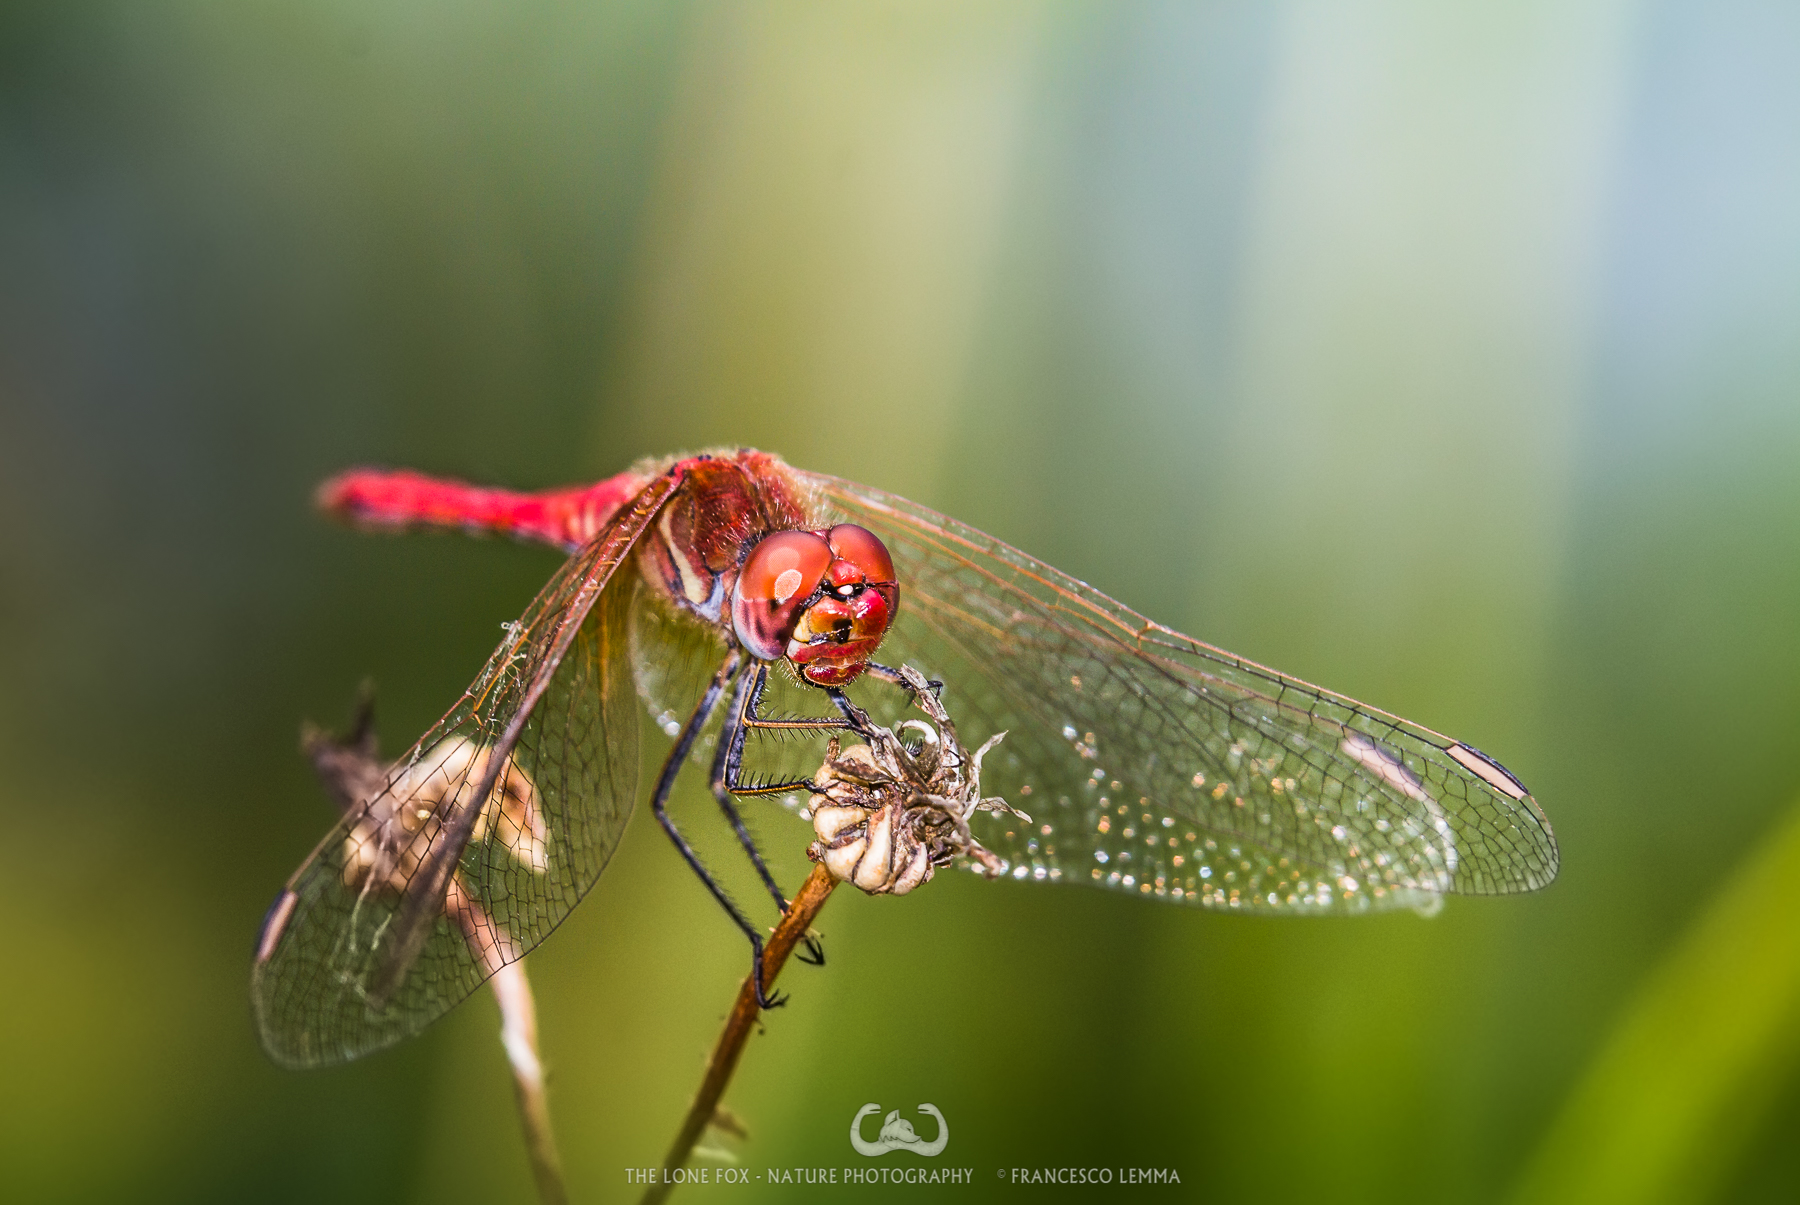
{"left": 628, "top": 576, "right": 731, "bottom": 740}
{"left": 801, "top": 472, "right": 1558, "bottom": 915}
{"left": 252, "top": 475, "right": 678, "bottom": 1068}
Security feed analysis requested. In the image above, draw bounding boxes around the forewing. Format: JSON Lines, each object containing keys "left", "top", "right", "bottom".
{"left": 252, "top": 475, "right": 676, "bottom": 1068}
{"left": 801, "top": 472, "right": 1558, "bottom": 914}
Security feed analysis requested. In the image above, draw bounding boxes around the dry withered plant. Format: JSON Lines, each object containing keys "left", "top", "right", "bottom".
{"left": 301, "top": 690, "right": 569, "bottom": 1205}
{"left": 298, "top": 669, "right": 1012, "bottom": 1205}
{"left": 640, "top": 666, "right": 1020, "bottom": 1203}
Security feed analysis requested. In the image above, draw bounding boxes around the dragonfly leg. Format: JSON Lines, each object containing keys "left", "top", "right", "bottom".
{"left": 649, "top": 650, "right": 786, "bottom": 1010}
{"left": 724, "top": 660, "right": 859, "bottom": 796}
{"left": 712, "top": 664, "right": 842, "bottom": 977}
{"left": 706, "top": 661, "right": 937, "bottom": 978}
{"left": 734, "top": 657, "right": 931, "bottom": 745}
{"left": 864, "top": 661, "right": 943, "bottom": 698}
{"left": 736, "top": 661, "right": 858, "bottom": 740}
{"left": 709, "top": 662, "right": 800, "bottom": 916}
{"left": 720, "top": 664, "right": 922, "bottom": 800}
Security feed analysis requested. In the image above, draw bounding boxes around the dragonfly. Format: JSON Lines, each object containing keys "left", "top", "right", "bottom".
{"left": 252, "top": 448, "right": 1558, "bottom": 1069}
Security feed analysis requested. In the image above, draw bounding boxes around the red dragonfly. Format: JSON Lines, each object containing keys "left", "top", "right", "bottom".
{"left": 252, "top": 449, "right": 1558, "bottom": 1068}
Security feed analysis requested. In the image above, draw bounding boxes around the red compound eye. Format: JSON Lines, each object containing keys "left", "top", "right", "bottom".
{"left": 732, "top": 525, "right": 900, "bottom": 683}
{"left": 785, "top": 524, "right": 899, "bottom": 686}
{"left": 825, "top": 524, "right": 895, "bottom": 586}
{"left": 731, "top": 531, "right": 832, "bottom": 661}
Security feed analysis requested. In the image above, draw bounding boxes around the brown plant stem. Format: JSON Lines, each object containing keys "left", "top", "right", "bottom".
{"left": 443, "top": 874, "right": 568, "bottom": 1205}
{"left": 640, "top": 864, "right": 839, "bottom": 1205}
{"left": 490, "top": 960, "right": 569, "bottom": 1205}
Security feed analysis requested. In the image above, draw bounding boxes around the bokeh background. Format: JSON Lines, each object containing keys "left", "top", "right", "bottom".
{"left": 3, "top": 1, "right": 1799, "bottom": 1202}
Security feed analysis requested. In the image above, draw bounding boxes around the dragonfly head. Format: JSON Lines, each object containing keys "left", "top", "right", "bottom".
{"left": 731, "top": 524, "right": 898, "bottom": 687}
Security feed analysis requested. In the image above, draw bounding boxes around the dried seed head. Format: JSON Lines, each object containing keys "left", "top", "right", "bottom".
{"left": 805, "top": 665, "right": 1023, "bottom": 895}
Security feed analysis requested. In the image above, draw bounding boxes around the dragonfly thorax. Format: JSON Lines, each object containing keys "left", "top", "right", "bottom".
{"left": 730, "top": 524, "right": 898, "bottom": 687}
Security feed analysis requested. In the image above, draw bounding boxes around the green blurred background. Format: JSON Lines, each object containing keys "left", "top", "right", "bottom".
{"left": 3, "top": 1, "right": 1799, "bottom": 1202}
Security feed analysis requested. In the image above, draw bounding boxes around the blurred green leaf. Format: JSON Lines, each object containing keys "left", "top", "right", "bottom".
{"left": 1511, "top": 791, "right": 1800, "bottom": 1205}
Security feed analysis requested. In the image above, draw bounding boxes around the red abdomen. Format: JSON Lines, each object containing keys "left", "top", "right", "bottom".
{"left": 316, "top": 467, "right": 653, "bottom": 551}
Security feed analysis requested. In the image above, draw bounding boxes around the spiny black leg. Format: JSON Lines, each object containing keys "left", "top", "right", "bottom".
{"left": 723, "top": 660, "right": 856, "bottom": 796}
{"left": 649, "top": 651, "right": 786, "bottom": 1009}
{"left": 699, "top": 658, "right": 933, "bottom": 997}
{"left": 709, "top": 662, "right": 791, "bottom": 914}
{"left": 749, "top": 934, "right": 784, "bottom": 1010}
{"left": 864, "top": 661, "right": 943, "bottom": 697}
{"left": 737, "top": 662, "right": 856, "bottom": 735}
{"left": 731, "top": 661, "right": 924, "bottom": 748}
{"left": 824, "top": 687, "right": 860, "bottom": 725}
